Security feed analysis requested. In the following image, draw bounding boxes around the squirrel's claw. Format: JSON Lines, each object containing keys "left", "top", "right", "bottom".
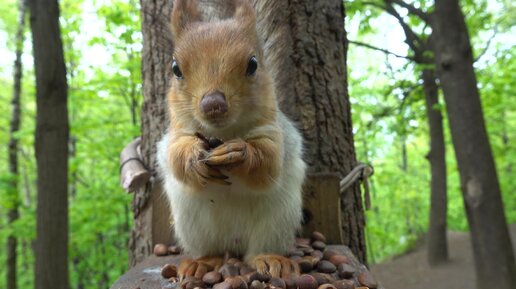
{"left": 204, "top": 140, "right": 247, "bottom": 167}
{"left": 251, "top": 254, "right": 299, "bottom": 279}
{"left": 179, "top": 257, "right": 223, "bottom": 281}
{"left": 191, "top": 159, "right": 231, "bottom": 186}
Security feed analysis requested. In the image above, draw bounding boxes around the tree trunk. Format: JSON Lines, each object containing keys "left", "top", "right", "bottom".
{"left": 422, "top": 68, "right": 448, "bottom": 266}
{"left": 133, "top": 0, "right": 365, "bottom": 265}
{"left": 29, "top": 0, "right": 70, "bottom": 288}
{"left": 130, "top": 0, "right": 174, "bottom": 266}
{"left": 283, "top": 0, "right": 366, "bottom": 263}
{"left": 7, "top": 1, "right": 26, "bottom": 289}
{"left": 432, "top": 0, "right": 516, "bottom": 288}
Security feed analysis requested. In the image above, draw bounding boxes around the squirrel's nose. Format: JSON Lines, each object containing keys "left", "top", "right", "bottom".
{"left": 200, "top": 91, "right": 228, "bottom": 117}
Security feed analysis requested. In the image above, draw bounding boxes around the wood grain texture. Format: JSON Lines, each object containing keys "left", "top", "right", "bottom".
{"left": 302, "top": 174, "right": 343, "bottom": 244}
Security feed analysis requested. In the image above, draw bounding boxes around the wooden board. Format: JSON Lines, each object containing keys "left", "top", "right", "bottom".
{"left": 302, "top": 173, "right": 343, "bottom": 244}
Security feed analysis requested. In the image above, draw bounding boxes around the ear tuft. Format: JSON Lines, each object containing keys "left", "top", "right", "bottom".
{"left": 233, "top": 0, "right": 256, "bottom": 28}
{"left": 170, "top": 0, "right": 201, "bottom": 39}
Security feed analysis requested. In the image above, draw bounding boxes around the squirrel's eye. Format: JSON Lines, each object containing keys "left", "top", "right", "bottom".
{"left": 246, "top": 56, "right": 258, "bottom": 76}
{"left": 172, "top": 59, "right": 183, "bottom": 79}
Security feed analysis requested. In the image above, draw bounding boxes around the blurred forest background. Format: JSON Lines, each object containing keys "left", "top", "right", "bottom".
{"left": 0, "top": 0, "right": 514, "bottom": 288}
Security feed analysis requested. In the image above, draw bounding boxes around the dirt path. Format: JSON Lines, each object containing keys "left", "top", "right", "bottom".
{"left": 370, "top": 224, "right": 516, "bottom": 289}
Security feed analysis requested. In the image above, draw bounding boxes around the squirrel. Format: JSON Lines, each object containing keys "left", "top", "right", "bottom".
{"left": 156, "top": 0, "right": 306, "bottom": 279}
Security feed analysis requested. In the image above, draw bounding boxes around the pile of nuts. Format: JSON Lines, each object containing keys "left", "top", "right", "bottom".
{"left": 154, "top": 232, "right": 378, "bottom": 289}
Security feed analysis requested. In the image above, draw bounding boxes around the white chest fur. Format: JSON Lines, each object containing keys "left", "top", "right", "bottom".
{"left": 156, "top": 113, "right": 306, "bottom": 260}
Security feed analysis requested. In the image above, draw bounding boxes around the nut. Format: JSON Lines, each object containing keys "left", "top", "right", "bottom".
{"left": 203, "top": 271, "right": 222, "bottom": 285}
{"left": 295, "top": 274, "right": 318, "bottom": 289}
{"left": 225, "top": 276, "right": 248, "bottom": 289}
{"left": 213, "top": 281, "right": 233, "bottom": 289}
{"left": 269, "top": 277, "right": 286, "bottom": 289}
{"left": 332, "top": 280, "right": 354, "bottom": 289}
{"left": 323, "top": 250, "right": 339, "bottom": 260}
{"left": 311, "top": 241, "right": 326, "bottom": 251}
{"left": 328, "top": 255, "right": 349, "bottom": 266}
{"left": 153, "top": 243, "right": 168, "bottom": 256}
{"left": 310, "top": 250, "right": 323, "bottom": 260}
{"left": 309, "top": 273, "right": 335, "bottom": 286}
{"left": 317, "top": 284, "right": 337, "bottom": 289}
{"left": 337, "top": 264, "right": 355, "bottom": 279}
{"left": 316, "top": 260, "right": 336, "bottom": 274}
{"left": 357, "top": 271, "right": 377, "bottom": 289}
{"left": 161, "top": 264, "right": 177, "bottom": 279}
{"left": 311, "top": 231, "right": 327, "bottom": 243}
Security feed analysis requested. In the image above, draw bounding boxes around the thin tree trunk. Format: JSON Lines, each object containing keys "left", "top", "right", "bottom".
{"left": 29, "top": 0, "right": 70, "bottom": 287}
{"left": 432, "top": 0, "right": 516, "bottom": 288}
{"left": 422, "top": 68, "right": 448, "bottom": 266}
{"left": 400, "top": 135, "right": 408, "bottom": 172}
{"left": 7, "top": 1, "right": 26, "bottom": 289}
{"left": 21, "top": 162, "right": 32, "bottom": 206}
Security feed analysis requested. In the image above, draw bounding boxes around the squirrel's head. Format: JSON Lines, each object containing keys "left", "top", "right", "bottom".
{"left": 168, "top": 0, "right": 276, "bottom": 133}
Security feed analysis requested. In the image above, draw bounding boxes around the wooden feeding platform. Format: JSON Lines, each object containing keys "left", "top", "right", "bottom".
{"left": 115, "top": 139, "right": 379, "bottom": 289}
{"left": 110, "top": 245, "right": 382, "bottom": 289}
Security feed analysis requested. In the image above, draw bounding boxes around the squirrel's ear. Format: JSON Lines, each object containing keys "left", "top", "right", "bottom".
{"left": 170, "top": 0, "right": 201, "bottom": 39}
{"left": 233, "top": 0, "right": 256, "bottom": 31}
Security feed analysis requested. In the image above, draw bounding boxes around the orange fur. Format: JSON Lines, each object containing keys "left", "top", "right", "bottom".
{"left": 178, "top": 256, "right": 224, "bottom": 279}
{"left": 205, "top": 135, "right": 282, "bottom": 189}
{"left": 167, "top": 133, "right": 228, "bottom": 190}
{"left": 252, "top": 254, "right": 300, "bottom": 279}
{"left": 170, "top": 0, "right": 201, "bottom": 39}
{"left": 160, "top": 1, "right": 306, "bottom": 277}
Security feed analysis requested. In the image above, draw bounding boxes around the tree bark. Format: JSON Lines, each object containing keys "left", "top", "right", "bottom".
{"left": 7, "top": 1, "right": 26, "bottom": 289}
{"left": 422, "top": 68, "right": 448, "bottom": 266}
{"left": 130, "top": 0, "right": 174, "bottom": 266}
{"left": 29, "top": 0, "right": 70, "bottom": 288}
{"left": 284, "top": 0, "right": 366, "bottom": 263}
{"left": 133, "top": 0, "right": 365, "bottom": 265}
{"left": 432, "top": 0, "right": 516, "bottom": 288}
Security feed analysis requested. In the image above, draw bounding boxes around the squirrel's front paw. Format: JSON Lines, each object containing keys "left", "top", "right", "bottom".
{"left": 171, "top": 138, "right": 230, "bottom": 188}
{"left": 186, "top": 155, "right": 231, "bottom": 187}
{"left": 204, "top": 139, "right": 247, "bottom": 169}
